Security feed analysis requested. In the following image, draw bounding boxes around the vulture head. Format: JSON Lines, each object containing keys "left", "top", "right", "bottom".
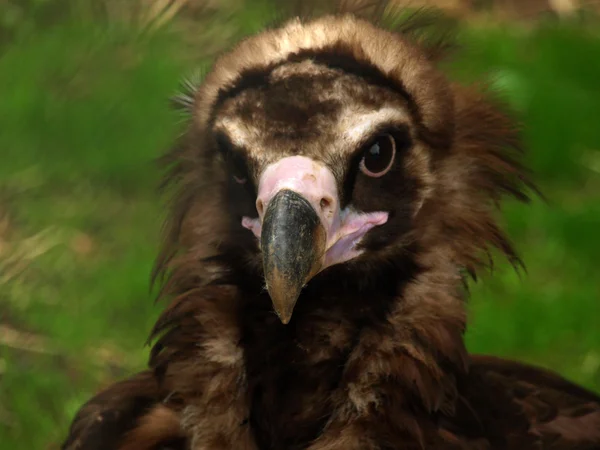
{"left": 158, "top": 11, "right": 528, "bottom": 325}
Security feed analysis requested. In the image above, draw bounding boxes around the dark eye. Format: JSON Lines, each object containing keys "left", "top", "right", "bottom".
{"left": 359, "top": 134, "right": 396, "bottom": 177}
{"left": 230, "top": 153, "right": 248, "bottom": 184}
{"left": 216, "top": 133, "right": 248, "bottom": 184}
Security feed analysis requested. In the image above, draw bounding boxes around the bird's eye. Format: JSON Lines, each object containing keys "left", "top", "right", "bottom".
{"left": 216, "top": 132, "right": 248, "bottom": 184}
{"left": 231, "top": 155, "right": 248, "bottom": 184}
{"left": 359, "top": 134, "right": 396, "bottom": 177}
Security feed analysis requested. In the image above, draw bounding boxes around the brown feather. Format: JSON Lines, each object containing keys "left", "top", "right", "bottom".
{"left": 119, "top": 405, "right": 184, "bottom": 450}
{"left": 61, "top": 371, "right": 184, "bottom": 450}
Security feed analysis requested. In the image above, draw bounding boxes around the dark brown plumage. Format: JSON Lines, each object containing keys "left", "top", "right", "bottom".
{"left": 62, "top": 2, "right": 600, "bottom": 449}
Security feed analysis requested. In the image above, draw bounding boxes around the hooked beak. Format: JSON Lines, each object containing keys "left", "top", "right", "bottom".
{"left": 242, "top": 156, "right": 388, "bottom": 324}
{"left": 261, "top": 189, "right": 326, "bottom": 324}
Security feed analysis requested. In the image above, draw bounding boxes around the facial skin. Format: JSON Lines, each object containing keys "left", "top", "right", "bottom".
{"left": 241, "top": 155, "right": 389, "bottom": 323}
{"left": 211, "top": 60, "right": 430, "bottom": 323}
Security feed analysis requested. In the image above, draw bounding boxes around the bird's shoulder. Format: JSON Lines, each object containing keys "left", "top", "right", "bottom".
{"left": 445, "top": 355, "right": 600, "bottom": 450}
{"left": 61, "top": 371, "right": 184, "bottom": 450}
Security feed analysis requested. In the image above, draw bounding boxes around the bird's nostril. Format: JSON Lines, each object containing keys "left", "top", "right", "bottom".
{"left": 257, "top": 199, "right": 264, "bottom": 217}
{"left": 320, "top": 197, "right": 333, "bottom": 212}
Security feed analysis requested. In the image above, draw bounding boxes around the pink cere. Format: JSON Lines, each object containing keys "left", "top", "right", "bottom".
{"left": 241, "top": 156, "right": 388, "bottom": 270}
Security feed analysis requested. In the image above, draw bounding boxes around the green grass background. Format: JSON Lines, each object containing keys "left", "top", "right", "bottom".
{"left": 0, "top": 2, "right": 599, "bottom": 449}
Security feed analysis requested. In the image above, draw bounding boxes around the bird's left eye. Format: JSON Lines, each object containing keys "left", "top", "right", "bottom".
{"left": 359, "top": 134, "right": 396, "bottom": 177}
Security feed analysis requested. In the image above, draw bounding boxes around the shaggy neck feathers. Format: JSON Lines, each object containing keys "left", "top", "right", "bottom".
{"left": 149, "top": 235, "right": 470, "bottom": 448}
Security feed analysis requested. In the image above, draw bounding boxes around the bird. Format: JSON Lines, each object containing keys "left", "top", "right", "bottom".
{"left": 62, "top": 2, "right": 600, "bottom": 449}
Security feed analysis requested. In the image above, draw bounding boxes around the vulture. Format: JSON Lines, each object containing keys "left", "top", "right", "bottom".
{"left": 62, "top": 2, "right": 600, "bottom": 450}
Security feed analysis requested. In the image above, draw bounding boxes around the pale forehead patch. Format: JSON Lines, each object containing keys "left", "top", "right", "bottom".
{"left": 270, "top": 59, "right": 327, "bottom": 81}
{"left": 216, "top": 105, "right": 410, "bottom": 159}
{"left": 216, "top": 117, "right": 255, "bottom": 148}
{"left": 338, "top": 107, "right": 410, "bottom": 147}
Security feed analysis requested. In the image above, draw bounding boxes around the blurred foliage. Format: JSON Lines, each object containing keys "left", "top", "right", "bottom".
{"left": 0, "top": 1, "right": 599, "bottom": 448}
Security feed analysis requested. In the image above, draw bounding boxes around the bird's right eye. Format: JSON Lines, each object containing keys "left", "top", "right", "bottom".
{"left": 359, "top": 134, "right": 396, "bottom": 178}
{"left": 216, "top": 133, "right": 248, "bottom": 184}
{"left": 230, "top": 152, "right": 248, "bottom": 185}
